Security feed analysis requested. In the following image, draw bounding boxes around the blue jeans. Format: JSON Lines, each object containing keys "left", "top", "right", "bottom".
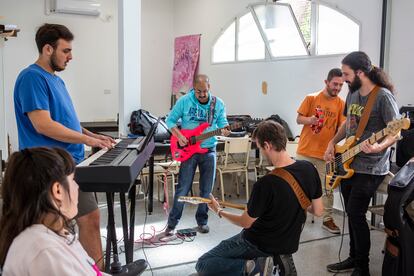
{"left": 196, "top": 232, "right": 270, "bottom": 276}
{"left": 167, "top": 150, "right": 216, "bottom": 228}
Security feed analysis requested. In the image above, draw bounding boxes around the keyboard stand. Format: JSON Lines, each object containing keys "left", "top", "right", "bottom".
{"left": 104, "top": 184, "right": 146, "bottom": 273}
{"left": 148, "top": 156, "right": 154, "bottom": 215}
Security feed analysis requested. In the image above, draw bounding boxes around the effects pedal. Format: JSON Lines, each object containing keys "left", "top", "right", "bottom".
{"left": 176, "top": 228, "right": 197, "bottom": 237}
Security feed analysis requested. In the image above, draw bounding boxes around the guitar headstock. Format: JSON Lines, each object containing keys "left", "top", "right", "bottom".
{"left": 385, "top": 115, "right": 411, "bottom": 136}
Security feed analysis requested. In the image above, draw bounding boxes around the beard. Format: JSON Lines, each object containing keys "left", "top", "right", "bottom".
{"left": 197, "top": 95, "right": 209, "bottom": 104}
{"left": 326, "top": 87, "right": 339, "bottom": 97}
{"left": 50, "top": 52, "right": 65, "bottom": 72}
{"left": 347, "top": 75, "right": 362, "bottom": 92}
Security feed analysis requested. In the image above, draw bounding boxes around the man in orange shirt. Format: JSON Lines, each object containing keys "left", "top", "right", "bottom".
{"left": 296, "top": 68, "right": 346, "bottom": 234}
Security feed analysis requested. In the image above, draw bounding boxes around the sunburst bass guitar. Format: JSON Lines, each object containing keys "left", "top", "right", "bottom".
{"left": 325, "top": 116, "right": 410, "bottom": 190}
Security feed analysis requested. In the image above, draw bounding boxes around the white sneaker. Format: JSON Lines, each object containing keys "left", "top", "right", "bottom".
{"left": 263, "top": 256, "right": 274, "bottom": 276}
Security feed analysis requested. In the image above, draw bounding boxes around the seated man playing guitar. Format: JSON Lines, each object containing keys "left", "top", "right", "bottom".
{"left": 196, "top": 121, "right": 323, "bottom": 275}
{"left": 325, "top": 51, "right": 400, "bottom": 276}
{"left": 165, "top": 74, "right": 230, "bottom": 234}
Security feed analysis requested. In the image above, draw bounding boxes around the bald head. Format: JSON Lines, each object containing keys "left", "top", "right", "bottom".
{"left": 193, "top": 74, "right": 210, "bottom": 86}
{"left": 193, "top": 74, "right": 210, "bottom": 104}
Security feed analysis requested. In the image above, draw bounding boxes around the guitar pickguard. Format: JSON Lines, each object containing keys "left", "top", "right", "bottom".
{"left": 332, "top": 153, "right": 347, "bottom": 176}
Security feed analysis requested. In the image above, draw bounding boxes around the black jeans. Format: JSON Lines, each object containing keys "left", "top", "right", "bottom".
{"left": 341, "top": 173, "right": 385, "bottom": 269}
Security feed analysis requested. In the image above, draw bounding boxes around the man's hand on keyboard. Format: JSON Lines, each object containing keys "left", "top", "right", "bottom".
{"left": 95, "top": 134, "right": 116, "bottom": 145}
{"left": 85, "top": 136, "right": 114, "bottom": 149}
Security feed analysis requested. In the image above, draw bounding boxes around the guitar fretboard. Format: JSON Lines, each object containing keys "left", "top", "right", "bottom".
{"left": 340, "top": 128, "right": 388, "bottom": 163}
{"left": 194, "top": 123, "right": 241, "bottom": 142}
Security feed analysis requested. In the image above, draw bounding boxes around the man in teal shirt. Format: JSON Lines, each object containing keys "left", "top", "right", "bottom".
{"left": 166, "top": 74, "right": 229, "bottom": 234}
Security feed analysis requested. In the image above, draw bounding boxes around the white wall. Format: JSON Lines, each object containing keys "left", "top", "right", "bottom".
{"left": 172, "top": 0, "right": 383, "bottom": 136}
{"left": 0, "top": 0, "right": 118, "bottom": 154}
{"left": 141, "top": 0, "right": 174, "bottom": 117}
{"left": 388, "top": 0, "right": 414, "bottom": 107}
{"left": 2, "top": 0, "right": 412, "bottom": 159}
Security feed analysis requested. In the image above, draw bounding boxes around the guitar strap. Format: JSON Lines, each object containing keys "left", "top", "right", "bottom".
{"left": 270, "top": 168, "right": 311, "bottom": 211}
{"left": 208, "top": 96, "right": 216, "bottom": 126}
{"left": 353, "top": 85, "right": 380, "bottom": 144}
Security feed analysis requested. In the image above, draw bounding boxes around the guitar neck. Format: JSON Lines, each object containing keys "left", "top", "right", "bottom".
{"left": 181, "top": 197, "right": 246, "bottom": 210}
{"left": 195, "top": 128, "right": 223, "bottom": 142}
{"left": 194, "top": 123, "right": 240, "bottom": 142}
{"left": 341, "top": 128, "right": 388, "bottom": 162}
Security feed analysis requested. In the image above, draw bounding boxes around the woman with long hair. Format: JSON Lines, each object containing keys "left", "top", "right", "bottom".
{"left": 0, "top": 147, "right": 107, "bottom": 275}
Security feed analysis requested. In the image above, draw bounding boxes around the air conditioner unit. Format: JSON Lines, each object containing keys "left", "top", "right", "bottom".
{"left": 50, "top": 0, "right": 101, "bottom": 16}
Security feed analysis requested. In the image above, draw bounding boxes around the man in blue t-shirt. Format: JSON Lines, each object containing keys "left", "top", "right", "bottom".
{"left": 165, "top": 75, "right": 230, "bottom": 234}
{"left": 13, "top": 23, "right": 114, "bottom": 269}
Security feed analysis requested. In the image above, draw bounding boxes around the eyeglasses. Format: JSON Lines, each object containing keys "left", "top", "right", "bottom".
{"left": 195, "top": 89, "right": 209, "bottom": 95}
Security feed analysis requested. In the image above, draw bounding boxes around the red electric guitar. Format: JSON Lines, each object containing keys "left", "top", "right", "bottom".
{"left": 171, "top": 120, "right": 260, "bottom": 162}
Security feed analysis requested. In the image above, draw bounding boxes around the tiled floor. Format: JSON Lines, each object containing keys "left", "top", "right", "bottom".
{"left": 99, "top": 180, "right": 387, "bottom": 276}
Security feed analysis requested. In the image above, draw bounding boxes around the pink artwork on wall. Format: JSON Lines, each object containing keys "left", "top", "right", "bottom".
{"left": 171, "top": 34, "right": 201, "bottom": 96}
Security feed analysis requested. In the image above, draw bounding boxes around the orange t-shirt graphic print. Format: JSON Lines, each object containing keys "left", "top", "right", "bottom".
{"left": 297, "top": 91, "right": 346, "bottom": 159}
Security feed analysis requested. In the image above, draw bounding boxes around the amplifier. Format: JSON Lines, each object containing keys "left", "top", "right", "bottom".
{"left": 226, "top": 115, "right": 263, "bottom": 133}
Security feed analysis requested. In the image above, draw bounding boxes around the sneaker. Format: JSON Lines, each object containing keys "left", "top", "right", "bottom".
{"left": 165, "top": 226, "right": 174, "bottom": 236}
{"left": 279, "top": 254, "right": 297, "bottom": 276}
{"left": 322, "top": 218, "right": 341, "bottom": 234}
{"left": 245, "top": 260, "right": 256, "bottom": 275}
{"left": 246, "top": 257, "right": 265, "bottom": 276}
{"left": 351, "top": 267, "right": 370, "bottom": 276}
{"left": 262, "top": 256, "right": 274, "bottom": 276}
{"left": 197, "top": 225, "right": 210, "bottom": 234}
{"left": 327, "top": 257, "right": 355, "bottom": 273}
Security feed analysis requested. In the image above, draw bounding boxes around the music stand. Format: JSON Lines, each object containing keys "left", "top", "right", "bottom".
{"left": 138, "top": 118, "right": 160, "bottom": 153}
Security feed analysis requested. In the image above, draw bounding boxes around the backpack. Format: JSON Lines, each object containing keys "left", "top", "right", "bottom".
{"left": 128, "top": 109, "right": 171, "bottom": 142}
{"left": 266, "top": 114, "right": 295, "bottom": 141}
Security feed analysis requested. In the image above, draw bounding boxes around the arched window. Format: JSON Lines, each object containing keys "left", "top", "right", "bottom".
{"left": 238, "top": 12, "right": 265, "bottom": 61}
{"left": 212, "top": 21, "right": 236, "bottom": 63}
{"left": 316, "top": 4, "right": 360, "bottom": 55}
{"left": 212, "top": 1, "right": 360, "bottom": 64}
{"left": 253, "top": 3, "right": 309, "bottom": 57}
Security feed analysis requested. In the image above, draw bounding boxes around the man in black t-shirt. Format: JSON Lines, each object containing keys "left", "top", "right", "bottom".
{"left": 195, "top": 121, "right": 323, "bottom": 275}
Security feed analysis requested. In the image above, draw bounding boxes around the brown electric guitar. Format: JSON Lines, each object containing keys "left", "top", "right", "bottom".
{"left": 178, "top": 196, "right": 246, "bottom": 210}
{"left": 325, "top": 116, "right": 410, "bottom": 190}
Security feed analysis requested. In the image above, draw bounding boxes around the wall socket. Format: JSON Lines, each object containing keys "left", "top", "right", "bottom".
{"left": 103, "top": 89, "right": 111, "bottom": 95}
